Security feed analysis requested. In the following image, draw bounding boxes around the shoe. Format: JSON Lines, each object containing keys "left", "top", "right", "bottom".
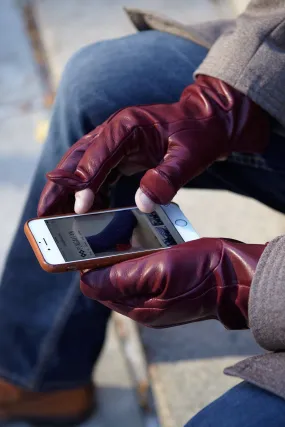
{"left": 0, "top": 379, "right": 95, "bottom": 426}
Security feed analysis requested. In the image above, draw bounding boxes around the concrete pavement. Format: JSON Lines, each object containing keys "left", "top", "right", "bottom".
{"left": 0, "top": 0, "right": 43, "bottom": 275}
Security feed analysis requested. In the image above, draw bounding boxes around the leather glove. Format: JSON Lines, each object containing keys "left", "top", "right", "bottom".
{"left": 80, "top": 238, "right": 265, "bottom": 329}
{"left": 38, "top": 75, "right": 269, "bottom": 216}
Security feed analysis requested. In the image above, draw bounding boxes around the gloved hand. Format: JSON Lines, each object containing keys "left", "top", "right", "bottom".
{"left": 80, "top": 238, "right": 265, "bottom": 329}
{"left": 38, "top": 75, "right": 269, "bottom": 216}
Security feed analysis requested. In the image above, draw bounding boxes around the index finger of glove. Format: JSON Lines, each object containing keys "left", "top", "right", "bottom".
{"left": 46, "top": 123, "right": 131, "bottom": 194}
{"left": 38, "top": 136, "right": 94, "bottom": 216}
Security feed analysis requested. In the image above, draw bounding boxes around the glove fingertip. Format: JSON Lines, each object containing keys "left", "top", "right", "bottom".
{"left": 47, "top": 169, "right": 72, "bottom": 181}
{"left": 48, "top": 173, "right": 85, "bottom": 190}
{"left": 140, "top": 169, "right": 176, "bottom": 205}
{"left": 80, "top": 267, "right": 114, "bottom": 301}
{"left": 80, "top": 279, "right": 99, "bottom": 300}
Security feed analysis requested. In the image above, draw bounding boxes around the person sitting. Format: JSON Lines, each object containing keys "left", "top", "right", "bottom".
{"left": 1, "top": 1, "right": 285, "bottom": 425}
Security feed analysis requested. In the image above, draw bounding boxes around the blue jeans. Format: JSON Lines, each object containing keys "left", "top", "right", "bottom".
{"left": 185, "top": 382, "right": 285, "bottom": 427}
{"left": 1, "top": 29, "right": 285, "bottom": 423}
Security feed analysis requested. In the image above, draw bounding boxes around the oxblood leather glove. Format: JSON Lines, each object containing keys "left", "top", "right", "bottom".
{"left": 80, "top": 238, "right": 265, "bottom": 329}
{"left": 38, "top": 75, "right": 269, "bottom": 216}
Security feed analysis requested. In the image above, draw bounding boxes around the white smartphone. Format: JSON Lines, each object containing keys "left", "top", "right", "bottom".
{"left": 24, "top": 203, "right": 199, "bottom": 273}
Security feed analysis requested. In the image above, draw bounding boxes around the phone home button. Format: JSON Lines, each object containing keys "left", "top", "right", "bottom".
{"left": 175, "top": 219, "right": 187, "bottom": 227}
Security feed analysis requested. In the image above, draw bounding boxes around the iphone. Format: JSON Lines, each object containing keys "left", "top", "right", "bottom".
{"left": 24, "top": 203, "right": 199, "bottom": 273}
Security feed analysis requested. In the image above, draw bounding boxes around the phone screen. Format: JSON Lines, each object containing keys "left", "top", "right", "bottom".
{"left": 45, "top": 208, "right": 183, "bottom": 262}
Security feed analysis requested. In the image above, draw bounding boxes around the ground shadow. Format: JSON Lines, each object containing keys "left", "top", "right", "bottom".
{"left": 140, "top": 320, "right": 262, "bottom": 363}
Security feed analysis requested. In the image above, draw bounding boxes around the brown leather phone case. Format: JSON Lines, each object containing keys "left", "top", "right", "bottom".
{"left": 24, "top": 210, "right": 162, "bottom": 273}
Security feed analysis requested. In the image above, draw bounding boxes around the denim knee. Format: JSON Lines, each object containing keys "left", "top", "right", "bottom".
{"left": 46, "top": 41, "right": 114, "bottom": 148}
{"left": 56, "top": 40, "right": 127, "bottom": 129}
{"left": 185, "top": 382, "right": 285, "bottom": 427}
{"left": 54, "top": 30, "right": 207, "bottom": 134}
{"left": 48, "top": 30, "right": 208, "bottom": 150}
{"left": 55, "top": 43, "right": 103, "bottom": 121}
